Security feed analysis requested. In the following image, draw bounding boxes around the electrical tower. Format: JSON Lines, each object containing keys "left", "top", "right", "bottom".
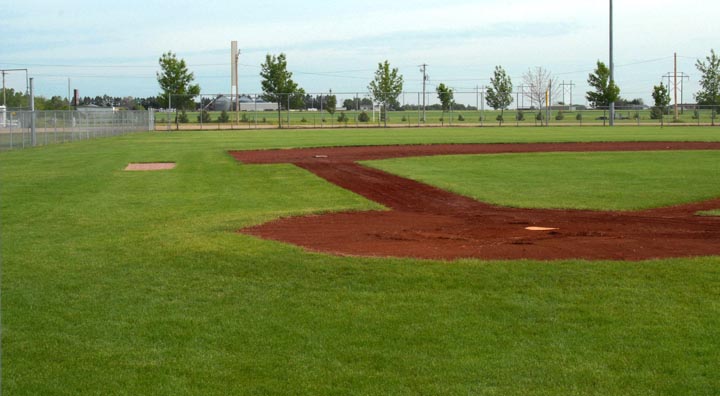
{"left": 662, "top": 71, "right": 690, "bottom": 117}
{"left": 517, "top": 85, "right": 527, "bottom": 110}
{"left": 559, "top": 81, "right": 576, "bottom": 107}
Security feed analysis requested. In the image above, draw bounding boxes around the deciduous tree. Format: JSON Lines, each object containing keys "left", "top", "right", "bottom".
{"left": 695, "top": 49, "right": 720, "bottom": 107}
{"left": 260, "top": 53, "right": 303, "bottom": 128}
{"left": 586, "top": 61, "right": 620, "bottom": 109}
{"left": 1, "top": 88, "right": 29, "bottom": 108}
{"left": 523, "top": 66, "right": 560, "bottom": 109}
{"left": 485, "top": 66, "right": 513, "bottom": 117}
{"left": 368, "top": 60, "right": 403, "bottom": 127}
{"left": 326, "top": 94, "right": 337, "bottom": 116}
{"left": 436, "top": 83, "right": 454, "bottom": 112}
{"left": 651, "top": 83, "right": 671, "bottom": 121}
{"left": 157, "top": 51, "right": 200, "bottom": 128}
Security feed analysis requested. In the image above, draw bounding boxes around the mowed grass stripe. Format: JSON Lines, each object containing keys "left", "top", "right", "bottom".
{"left": 365, "top": 150, "right": 720, "bottom": 211}
{"left": 1, "top": 127, "right": 720, "bottom": 395}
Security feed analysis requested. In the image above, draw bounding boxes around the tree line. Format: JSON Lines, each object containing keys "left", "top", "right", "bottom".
{"left": 8, "top": 48, "right": 720, "bottom": 126}
{"left": 0, "top": 87, "right": 159, "bottom": 111}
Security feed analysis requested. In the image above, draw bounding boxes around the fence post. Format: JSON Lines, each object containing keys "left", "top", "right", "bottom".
{"left": 9, "top": 112, "right": 13, "bottom": 149}
{"left": 30, "top": 78, "right": 37, "bottom": 146}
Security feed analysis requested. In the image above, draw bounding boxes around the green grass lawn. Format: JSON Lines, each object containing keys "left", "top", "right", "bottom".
{"left": 364, "top": 150, "right": 720, "bottom": 210}
{"left": 699, "top": 210, "right": 720, "bottom": 216}
{"left": 2, "top": 127, "right": 720, "bottom": 395}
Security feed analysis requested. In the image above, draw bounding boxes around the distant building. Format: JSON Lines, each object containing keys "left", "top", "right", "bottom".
{"left": 212, "top": 95, "right": 278, "bottom": 111}
{"left": 77, "top": 104, "right": 116, "bottom": 112}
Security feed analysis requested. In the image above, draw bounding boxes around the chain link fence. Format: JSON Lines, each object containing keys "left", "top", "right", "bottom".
{"left": 0, "top": 109, "right": 152, "bottom": 151}
{"left": 153, "top": 92, "right": 720, "bottom": 130}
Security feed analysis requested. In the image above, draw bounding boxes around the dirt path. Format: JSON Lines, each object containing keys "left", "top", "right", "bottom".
{"left": 230, "top": 142, "right": 720, "bottom": 261}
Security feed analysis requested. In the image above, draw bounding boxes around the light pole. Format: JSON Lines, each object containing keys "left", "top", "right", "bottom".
{"left": 609, "top": 0, "right": 615, "bottom": 126}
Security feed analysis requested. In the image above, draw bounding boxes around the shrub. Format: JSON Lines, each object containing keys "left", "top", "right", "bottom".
{"left": 261, "top": 117, "right": 266, "bottom": 123}
{"left": 457, "top": 114, "right": 464, "bottom": 121}
{"left": 576, "top": 113, "right": 583, "bottom": 121}
{"left": 300, "top": 117, "right": 307, "bottom": 123}
{"left": 692, "top": 110, "right": 700, "bottom": 120}
{"left": 496, "top": 114, "right": 503, "bottom": 122}
{"left": 516, "top": 111, "right": 525, "bottom": 121}
{"left": 358, "top": 111, "right": 370, "bottom": 122}
{"left": 650, "top": 107, "right": 664, "bottom": 120}
{"left": 535, "top": 112, "right": 543, "bottom": 121}
{"left": 555, "top": 111, "right": 564, "bottom": 120}
{"left": 178, "top": 110, "right": 189, "bottom": 123}
{"left": 401, "top": 116, "right": 407, "bottom": 122}
{"left": 197, "top": 110, "right": 211, "bottom": 123}
{"left": 337, "top": 112, "right": 348, "bottom": 122}
{"left": 240, "top": 113, "right": 249, "bottom": 122}
{"left": 633, "top": 112, "right": 641, "bottom": 120}
{"left": 218, "top": 110, "right": 229, "bottom": 123}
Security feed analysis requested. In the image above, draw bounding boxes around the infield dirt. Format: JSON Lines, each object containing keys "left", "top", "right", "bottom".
{"left": 231, "top": 142, "right": 720, "bottom": 261}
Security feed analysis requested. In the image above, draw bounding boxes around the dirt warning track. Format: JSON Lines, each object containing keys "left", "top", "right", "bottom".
{"left": 230, "top": 142, "right": 720, "bottom": 261}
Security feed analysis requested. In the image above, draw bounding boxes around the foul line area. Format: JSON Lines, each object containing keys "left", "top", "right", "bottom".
{"left": 230, "top": 142, "right": 720, "bottom": 261}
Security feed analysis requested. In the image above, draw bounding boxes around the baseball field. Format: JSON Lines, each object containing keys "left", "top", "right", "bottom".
{"left": 2, "top": 126, "right": 719, "bottom": 395}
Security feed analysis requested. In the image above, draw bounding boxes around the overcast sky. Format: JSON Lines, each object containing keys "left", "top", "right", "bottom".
{"left": 2, "top": 0, "right": 717, "bottom": 106}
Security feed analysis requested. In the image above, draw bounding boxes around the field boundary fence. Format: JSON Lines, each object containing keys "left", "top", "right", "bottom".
{"left": 154, "top": 91, "right": 720, "bottom": 130}
{"left": 0, "top": 109, "right": 153, "bottom": 151}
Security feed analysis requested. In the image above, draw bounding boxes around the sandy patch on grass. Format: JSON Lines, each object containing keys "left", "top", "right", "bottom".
{"left": 124, "top": 162, "right": 176, "bottom": 171}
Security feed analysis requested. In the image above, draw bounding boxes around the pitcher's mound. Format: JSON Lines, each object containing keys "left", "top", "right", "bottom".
{"left": 124, "top": 162, "right": 176, "bottom": 171}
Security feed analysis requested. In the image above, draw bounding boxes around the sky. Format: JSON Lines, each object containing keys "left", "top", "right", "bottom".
{"left": 2, "top": 0, "right": 718, "bottom": 107}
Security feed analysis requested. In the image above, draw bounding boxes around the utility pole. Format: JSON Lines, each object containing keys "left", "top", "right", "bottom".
{"left": 674, "top": 52, "right": 678, "bottom": 121}
{"left": 609, "top": 0, "right": 615, "bottom": 126}
{"left": 231, "top": 41, "right": 240, "bottom": 124}
{"left": 419, "top": 64, "right": 428, "bottom": 122}
{"left": 2, "top": 70, "right": 6, "bottom": 106}
{"left": 680, "top": 73, "right": 689, "bottom": 114}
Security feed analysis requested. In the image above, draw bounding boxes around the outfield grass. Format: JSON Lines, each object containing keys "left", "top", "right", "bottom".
{"left": 2, "top": 127, "right": 720, "bottom": 395}
{"left": 364, "top": 151, "right": 720, "bottom": 210}
{"left": 699, "top": 210, "right": 720, "bottom": 216}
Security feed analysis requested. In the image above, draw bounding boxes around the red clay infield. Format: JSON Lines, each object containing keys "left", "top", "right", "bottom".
{"left": 230, "top": 142, "right": 720, "bottom": 261}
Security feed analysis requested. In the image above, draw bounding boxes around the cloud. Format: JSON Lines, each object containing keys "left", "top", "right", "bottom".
{"left": 3, "top": 0, "right": 717, "bottom": 101}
